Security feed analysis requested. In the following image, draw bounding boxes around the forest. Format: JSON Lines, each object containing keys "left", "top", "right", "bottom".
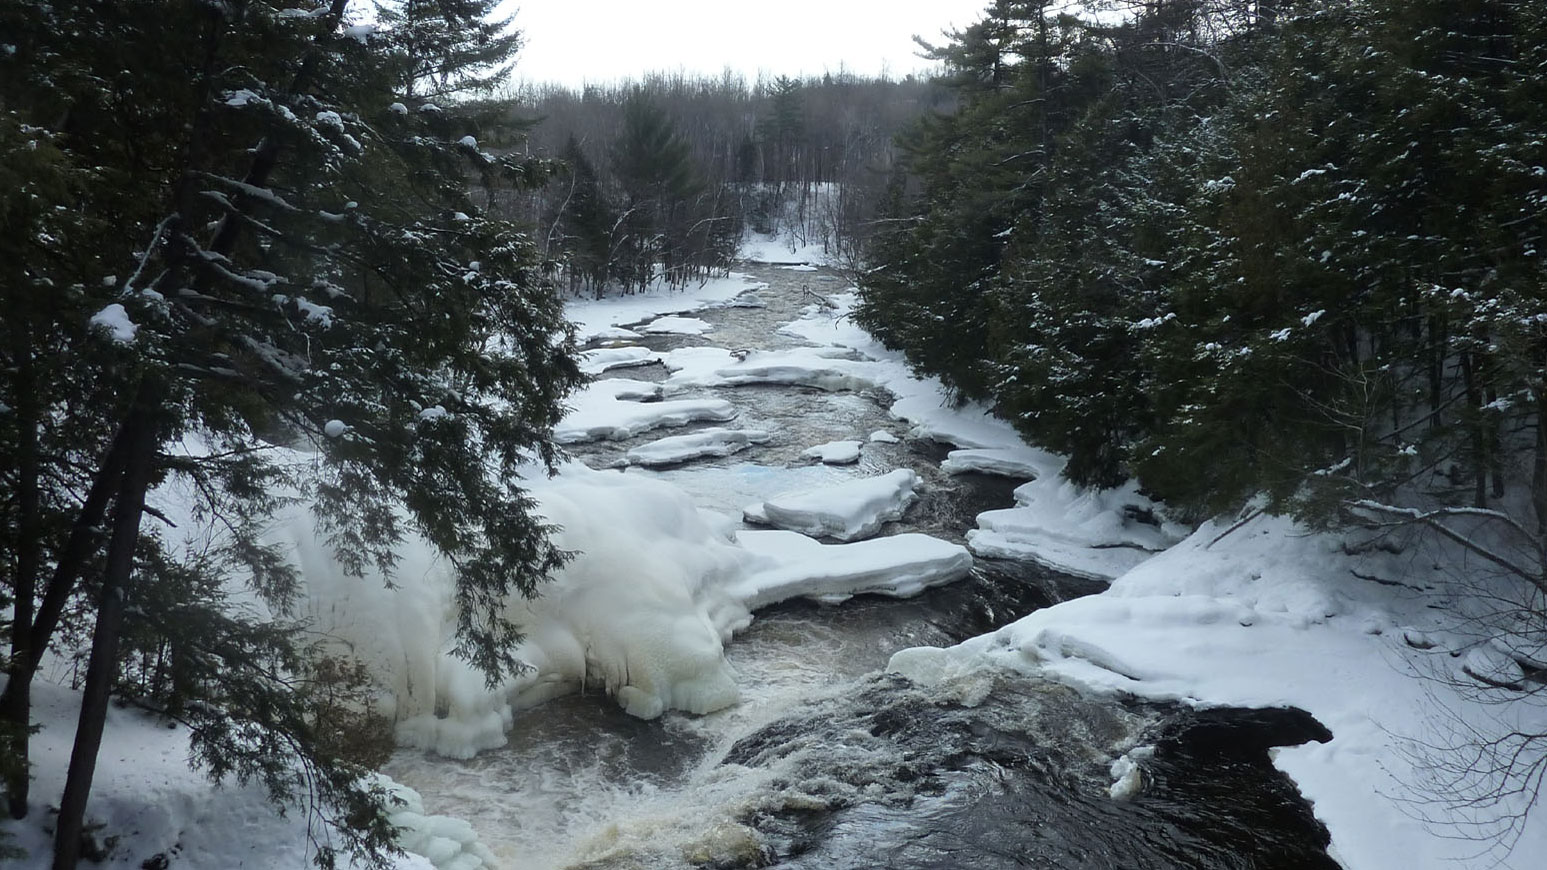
{"left": 2, "top": 1, "right": 1545, "bottom": 869}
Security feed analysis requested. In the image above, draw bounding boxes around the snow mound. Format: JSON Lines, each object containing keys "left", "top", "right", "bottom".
{"left": 731, "top": 529, "right": 971, "bottom": 609}
{"left": 869, "top": 430, "right": 900, "bottom": 444}
{"left": 579, "top": 345, "right": 659, "bottom": 375}
{"left": 668, "top": 346, "right": 883, "bottom": 393}
{"left": 642, "top": 315, "right": 713, "bottom": 336}
{"left": 625, "top": 428, "right": 771, "bottom": 467}
{"left": 801, "top": 439, "right": 862, "bottom": 465}
{"left": 556, "top": 378, "right": 736, "bottom": 444}
{"left": 939, "top": 447, "right": 1045, "bottom": 479}
{"left": 745, "top": 469, "right": 918, "bottom": 542}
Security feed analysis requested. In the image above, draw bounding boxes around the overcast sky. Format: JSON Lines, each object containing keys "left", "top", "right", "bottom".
{"left": 504, "top": 1, "right": 992, "bottom": 88}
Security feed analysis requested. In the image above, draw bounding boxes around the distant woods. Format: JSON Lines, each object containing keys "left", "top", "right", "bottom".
{"left": 477, "top": 72, "right": 952, "bottom": 295}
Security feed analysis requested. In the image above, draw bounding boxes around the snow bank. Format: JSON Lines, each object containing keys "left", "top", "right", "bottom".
{"left": 624, "top": 428, "right": 771, "bottom": 467}
{"left": 555, "top": 378, "right": 737, "bottom": 444}
{"left": 0, "top": 683, "right": 437, "bottom": 870}
{"left": 801, "top": 439, "right": 862, "bottom": 465}
{"left": 745, "top": 469, "right": 918, "bottom": 542}
{"left": 968, "top": 476, "right": 1188, "bottom": 581}
{"left": 889, "top": 512, "right": 1547, "bottom": 870}
{"left": 731, "top": 529, "right": 972, "bottom": 609}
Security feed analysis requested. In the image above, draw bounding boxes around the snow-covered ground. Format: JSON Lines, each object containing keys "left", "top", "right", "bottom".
{"left": 892, "top": 510, "right": 1547, "bottom": 869}
{"left": 9, "top": 256, "right": 1545, "bottom": 870}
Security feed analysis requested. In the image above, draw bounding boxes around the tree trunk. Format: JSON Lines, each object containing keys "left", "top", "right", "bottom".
{"left": 1460, "top": 351, "right": 1487, "bottom": 507}
{"left": 4, "top": 336, "right": 40, "bottom": 819}
{"left": 51, "top": 392, "right": 160, "bottom": 870}
{"left": 0, "top": 409, "right": 134, "bottom": 740}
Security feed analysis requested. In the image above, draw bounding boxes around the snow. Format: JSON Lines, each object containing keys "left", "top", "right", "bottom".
{"left": 738, "top": 231, "right": 834, "bottom": 266}
{"left": 89, "top": 303, "right": 137, "bottom": 343}
{"left": 730, "top": 529, "right": 972, "bottom": 609}
{"left": 868, "top": 430, "right": 900, "bottom": 443}
{"left": 555, "top": 378, "right": 736, "bottom": 444}
{"left": 624, "top": 427, "right": 771, "bottom": 467}
{"left": 801, "top": 439, "right": 863, "bottom": 465}
{"left": 889, "top": 512, "right": 1547, "bottom": 870}
{"left": 641, "top": 315, "right": 713, "bottom": 335}
{"left": 0, "top": 683, "right": 438, "bottom": 870}
{"left": 577, "top": 345, "right": 659, "bottom": 375}
{"left": 939, "top": 447, "right": 1043, "bottom": 479}
{"left": 564, "top": 272, "right": 766, "bottom": 343}
{"left": 968, "top": 475, "right": 1187, "bottom": 581}
{"left": 744, "top": 469, "right": 918, "bottom": 542}
{"left": 458, "top": 135, "right": 478, "bottom": 149}
{"left": 663, "top": 345, "right": 883, "bottom": 393}
{"left": 323, "top": 419, "right": 348, "bottom": 438}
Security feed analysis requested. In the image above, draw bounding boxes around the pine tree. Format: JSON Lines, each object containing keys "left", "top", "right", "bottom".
{"left": 0, "top": 2, "right": 584, "bottom": 867}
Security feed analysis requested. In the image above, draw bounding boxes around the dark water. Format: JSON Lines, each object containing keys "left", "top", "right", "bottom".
{"left": 387, "top": 264, "right": 1338, "bottom": 870}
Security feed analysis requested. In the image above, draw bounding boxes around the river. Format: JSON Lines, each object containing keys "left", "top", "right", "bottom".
{"left": 383, "top": 263, "right": 1338, "bottom": 870}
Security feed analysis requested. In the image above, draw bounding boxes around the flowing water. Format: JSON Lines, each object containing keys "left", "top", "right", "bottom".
{"left": 384, "top": 264, "right": 1338, "bottom": 870}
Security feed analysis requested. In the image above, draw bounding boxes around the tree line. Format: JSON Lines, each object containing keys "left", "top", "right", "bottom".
{"left": 488, "top": 70, "right": 952, "bottom": 292}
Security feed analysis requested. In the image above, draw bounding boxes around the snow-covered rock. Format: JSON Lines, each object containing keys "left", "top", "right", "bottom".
{"left": 801, "top": 439, "right": 863, "bottom": 465}
{"left": 939, "top": 447, "right": 1044, "bottom": 479}
{"left": 745, "top": 469, "right": 918, "bottom": 542}
{"left": 731, "top": 529, "right": 971, "bottom": 609}
{"left": 556, "top": 378, "right": 736, "bottom": 444}
{"left": 625, "top": 428, "right": 771, "bottom": 467}
{"left": 578, "top": 345, "right": 658, "bottom": 375}
{"left": 641, "top": 315, "right": 713, "bottom": 335}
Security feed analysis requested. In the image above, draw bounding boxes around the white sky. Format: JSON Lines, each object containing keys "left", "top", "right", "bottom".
{"left": 504, "top": 1, "right": 992, "bottom": 88}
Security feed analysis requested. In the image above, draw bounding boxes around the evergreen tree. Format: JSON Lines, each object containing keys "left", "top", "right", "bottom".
{"left": 0, "top": 2, "right": 583, "bottom": 867}
{"left": 553, "top": 134, "right": 617, "bottom": 297}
